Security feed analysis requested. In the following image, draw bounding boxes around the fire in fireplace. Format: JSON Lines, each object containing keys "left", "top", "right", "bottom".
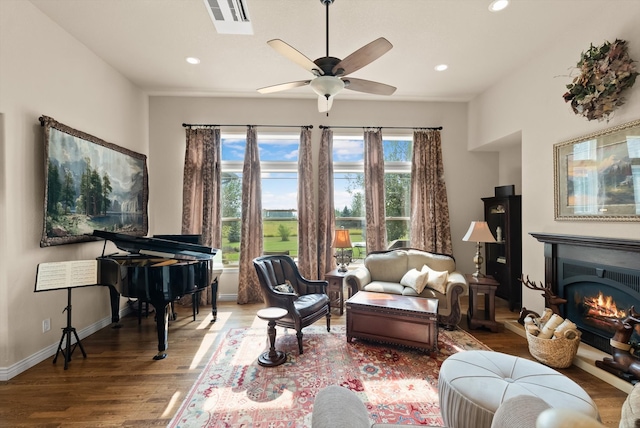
{"left": 563, "top": 279, "right": 640, "bottom": 352}
{"left": 561, "top": 267, "right": 640, "bottom": 353}
{"left": 583, "top": 291, "right": 626, "bottom": 321}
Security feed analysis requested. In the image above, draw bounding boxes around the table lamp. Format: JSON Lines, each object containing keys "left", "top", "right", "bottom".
{"left": 462, "top": 221, "right": 496, "bottom": 277}
{"left": 332, "top": 227, "right": 353, "bottom": 273}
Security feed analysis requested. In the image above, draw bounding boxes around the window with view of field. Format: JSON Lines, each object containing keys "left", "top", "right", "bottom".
{"left": 221, "top": 135, "right": 300, "bottom": 266}
{"left": 220, "top": 134, "right": 413, "bottom": 267}
{"left": 333, "top": 136, "right": 412, "bottom": 261}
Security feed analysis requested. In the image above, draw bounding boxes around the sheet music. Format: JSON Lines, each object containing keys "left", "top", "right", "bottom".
{"left": 35, "top": 260, "right": 98, "bottom": 292}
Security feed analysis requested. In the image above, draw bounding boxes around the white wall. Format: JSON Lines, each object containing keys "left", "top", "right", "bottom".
{"left": 0, "top": 1, "right": 147, "bottom": 377}
{"left": 149, "top": 96, "right": 499, "bottom": 298}
{"left": 468, "top": 3, "right": 640, "bottom": 314}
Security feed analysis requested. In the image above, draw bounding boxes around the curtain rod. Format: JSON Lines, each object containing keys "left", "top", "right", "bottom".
{"left": 182, "top": 123, "right": 313, "bottom": 129}
{"left": 319, "top": 125, "right": 442, "bottom": 130}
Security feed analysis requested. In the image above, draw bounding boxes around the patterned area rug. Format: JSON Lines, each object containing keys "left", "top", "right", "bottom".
{"left": 168, "top": 325, "right": 491, "bottom": 427}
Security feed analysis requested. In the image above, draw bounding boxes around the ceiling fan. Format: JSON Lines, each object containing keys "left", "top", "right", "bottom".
{"left": 257, "top": 0, "right": 396, "bottom": 114}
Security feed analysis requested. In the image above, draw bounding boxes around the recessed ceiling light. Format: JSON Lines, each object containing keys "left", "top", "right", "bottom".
{"left": 186, "top": 57, "right": 201, "bottom": 65}
{"left": 488, "top": 0, "right": 509, "bottom": 12}
{"left": 435, "top": 64, "right": 448, "bottom": 72}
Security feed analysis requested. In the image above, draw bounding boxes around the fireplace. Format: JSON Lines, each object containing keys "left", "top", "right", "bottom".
{"left": 531, "top": 233, "right": 640, "bottom": 354}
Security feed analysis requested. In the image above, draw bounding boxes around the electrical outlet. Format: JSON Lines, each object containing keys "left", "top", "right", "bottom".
{"left": 42, "top": 318, "right": 51, "bottom": 333}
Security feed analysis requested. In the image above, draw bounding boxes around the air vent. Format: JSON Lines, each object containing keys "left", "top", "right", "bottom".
{"left": 204, "top": 0, "right": 253, "bottom": 35}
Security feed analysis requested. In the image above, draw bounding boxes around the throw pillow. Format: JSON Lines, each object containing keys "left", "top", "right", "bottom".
{"left": 400, "top": 268, "right": 429, "bottom": 294}
{"left": 274, "top": 280, "right": 296, "bottom": 295}
{"left": 422, "top": 265, "right": 449, "bottom": 294}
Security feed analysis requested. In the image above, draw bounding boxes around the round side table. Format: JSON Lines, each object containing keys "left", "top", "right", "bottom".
{"left": 256, "top": 307, "right": 288, "bottom": 367}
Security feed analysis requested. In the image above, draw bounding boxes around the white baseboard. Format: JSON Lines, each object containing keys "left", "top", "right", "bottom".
{"left": 0, "top": 306, "right": 132, "bottom": 381}
{"left": 218, "top": 293, "right": 238, "bottom": 302}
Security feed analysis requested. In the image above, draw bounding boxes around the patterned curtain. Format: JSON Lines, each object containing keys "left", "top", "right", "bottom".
{"left": 364, "top": 128, "right": 387, "bottom": 252}
{"left": 297, "top": 127, "right": 318, "bottom": 279}
{"left": 410, "top": 129, "right": 452, "bottom": 255}
{"left": 317, "top": 127, "right": 335, "bottom": 278}
{"left": 181, "top": 127, "right": 221, "bottom": 305}
{"left": 237, "top": 126, "right": 264, "bottom": 304}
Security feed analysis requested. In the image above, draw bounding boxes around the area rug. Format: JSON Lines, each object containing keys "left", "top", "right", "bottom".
{"left": 168, "top": 325, "right": 491, "bottom": 428}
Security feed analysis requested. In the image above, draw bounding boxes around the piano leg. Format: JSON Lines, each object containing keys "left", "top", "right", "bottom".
{"left": 211, "top": 277, "right": 219, "bottom": 323}
{"left": 153, "top": 301, "right": 169, "bottom": 360}
{"left": 107, "top": 285, "right": 122, "bottom": 328}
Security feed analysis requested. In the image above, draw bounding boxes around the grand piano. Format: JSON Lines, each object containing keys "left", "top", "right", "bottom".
{"left": 93, "top": 230, "right": 221, "bottom": 360}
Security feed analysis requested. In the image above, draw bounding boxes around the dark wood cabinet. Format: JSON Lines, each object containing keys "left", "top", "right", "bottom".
{"left": 482, "top": 193, "right": 522, "bottom": 311}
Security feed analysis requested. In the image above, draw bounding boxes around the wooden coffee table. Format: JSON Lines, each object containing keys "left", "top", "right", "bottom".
{"left": 345, "top": 291, "right": 439, "bottom": 353}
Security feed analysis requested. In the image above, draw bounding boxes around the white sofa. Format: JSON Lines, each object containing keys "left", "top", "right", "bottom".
{"left": 344, "top": 249, "right": 468, "bottom": 329}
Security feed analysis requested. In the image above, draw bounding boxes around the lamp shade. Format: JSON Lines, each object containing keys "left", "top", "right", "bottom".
{"left": 462, "top": 221, "right": 496, "bottom": 243}
{"left": 332, "top": 228, "right": 352, "bottom": 248}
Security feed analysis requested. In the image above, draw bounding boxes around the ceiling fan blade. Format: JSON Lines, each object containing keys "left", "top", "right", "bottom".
{"left": 267, "top": 39, "right": 323, "bottom": 75}
{"left": 332, "top": 37, "right": 393, "bottom": 76}
{"left": 318, "top": 95, "right": 334, "bottom": 113}
{"left": 343, "top": 77, "right": 396, "bottom": 96}
{"left": 257, "top": 80, "right": 311, "bottom": 94}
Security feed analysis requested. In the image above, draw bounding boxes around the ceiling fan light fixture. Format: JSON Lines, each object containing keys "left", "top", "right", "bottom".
{"left": 488, "top": 0, "right": 509, "bottom": 12}
{"left": 310, "top": 76, "right": 345, "bottom": 98}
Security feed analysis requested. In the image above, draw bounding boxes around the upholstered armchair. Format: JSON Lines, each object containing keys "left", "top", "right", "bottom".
{"left": 253, "top": 255, "right": 331, "bottom": 354}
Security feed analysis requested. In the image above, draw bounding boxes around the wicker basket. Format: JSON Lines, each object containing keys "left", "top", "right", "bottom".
{"left": 525, "top": 328, "right": 582, "bottom": 368}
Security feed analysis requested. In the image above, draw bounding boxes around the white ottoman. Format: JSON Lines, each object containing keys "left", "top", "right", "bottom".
{"left": 438, "top": 350, "right": 600, "bottom": 428}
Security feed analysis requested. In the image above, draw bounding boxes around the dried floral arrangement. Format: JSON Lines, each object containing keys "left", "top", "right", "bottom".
{"left": 563, "top": 39, "right": 638, "bottom": 121}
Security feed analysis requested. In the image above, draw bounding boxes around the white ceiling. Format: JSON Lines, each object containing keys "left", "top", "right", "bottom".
{"left": 29, "top": 0, "right": 632, "bottom": 102}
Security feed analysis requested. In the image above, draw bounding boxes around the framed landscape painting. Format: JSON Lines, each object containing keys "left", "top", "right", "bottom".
{"left": 40, "top": 116, "right": 148, "bottom": 246}
{"left": 554, "top": 119, "right": 640, "bottom": 221}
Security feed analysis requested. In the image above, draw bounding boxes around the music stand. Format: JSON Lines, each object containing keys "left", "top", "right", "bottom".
{"left": 35, "top": 261, "right": 97, "bottom": 369}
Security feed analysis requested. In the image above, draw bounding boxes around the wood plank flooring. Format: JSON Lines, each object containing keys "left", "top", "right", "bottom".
{"left": 0, "top": 295, "right": 628, "bottom": 427}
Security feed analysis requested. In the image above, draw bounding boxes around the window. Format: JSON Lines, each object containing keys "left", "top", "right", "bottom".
{"left": 219, "top": 133, "right": 412, "bottom": 267}
{"left": 220, "top": 134, "right": 299, "bottom": 266}
{"left": 333, "top": 135, "right": 412, "bottom": 260}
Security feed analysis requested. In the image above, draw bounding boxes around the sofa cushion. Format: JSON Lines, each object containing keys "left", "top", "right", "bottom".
{"left": 400, "top": 268, "right": 429, "bottom": 293}
{"left": 407, "top": 249, "right": 456, "bottom": 273}
{"left": 311, "top": 385, "right": 371, "bottom": 428}
{"left": 364, "top": 251, "right": 408, "bottom": 283}
{"left": 491, "top": 395, "right": 550, "bottom": 428}
{"left": 620, "top": 382, "right": 640, "bottom": 428}
{"left": 274, "top": 280, "right": 297, "bottom": 295}
{"left": 293, "top": 294, "right": 330, "bottom": 318}
{"left": 363, "top": 281, "right": 406, "bottom": 295}
{"left": 423, "top": 265, "right": 449, "bottom": 294}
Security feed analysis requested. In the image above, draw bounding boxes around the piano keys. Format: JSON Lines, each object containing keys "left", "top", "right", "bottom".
{"left": 93, "top": 230, "right": 220, "bottom": 360}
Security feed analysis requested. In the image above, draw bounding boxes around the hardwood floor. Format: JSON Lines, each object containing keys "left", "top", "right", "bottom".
{"left": 0, "top": 296, "right": 628, "bottom": 427}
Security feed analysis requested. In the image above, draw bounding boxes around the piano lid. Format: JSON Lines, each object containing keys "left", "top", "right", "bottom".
{"left": 92, "top": 230, "right": 217, "bottom": 260}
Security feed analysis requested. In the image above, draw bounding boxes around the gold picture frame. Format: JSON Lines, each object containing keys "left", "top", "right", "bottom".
{"left": 554, "top": 119, "right": 640, "bottom": 221}
{"left": 40, "top": 116, "right": 149, "bottom": 246}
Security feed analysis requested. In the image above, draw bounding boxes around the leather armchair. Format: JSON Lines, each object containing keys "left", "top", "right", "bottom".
{"left": 253, "top": 255, "right": 331, "bottom": 354}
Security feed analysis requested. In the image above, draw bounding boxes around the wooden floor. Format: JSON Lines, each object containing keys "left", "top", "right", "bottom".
{"left": 0, "top": 296, "right": 628, "bottom": 427}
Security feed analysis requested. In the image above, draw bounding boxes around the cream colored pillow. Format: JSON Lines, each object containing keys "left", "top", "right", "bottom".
{"left": 422, "top": 265, "right": 448, "bottom": 294}
{"left": 400, "top": 268, "right": 429, "bottom": 294}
